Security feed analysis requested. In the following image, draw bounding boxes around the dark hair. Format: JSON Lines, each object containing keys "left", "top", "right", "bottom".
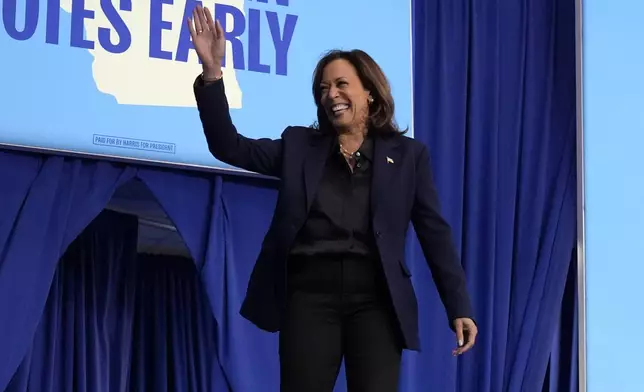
{"left": 311, "top": 49, "right": 407, "bottom": 136}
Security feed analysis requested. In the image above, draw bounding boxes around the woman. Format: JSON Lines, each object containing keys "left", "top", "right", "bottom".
{"left": 188, "top": 6, "right": 477, "bottom": 392}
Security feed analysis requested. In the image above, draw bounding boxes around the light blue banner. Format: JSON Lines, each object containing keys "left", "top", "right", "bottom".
{"left": 583, "top": 0, "right": 644, "bottom": 390}
{"left": 0, "top": 0, "right": 412, "bottom": 172}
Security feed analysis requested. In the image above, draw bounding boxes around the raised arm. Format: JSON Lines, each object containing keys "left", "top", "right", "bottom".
{"left": 194, "top": 77, "right": 283, "bottom": 177}
{"left": 411, "top": 144, "right": 476, "bottom": 352}
{"left": 189, "top": 5, "right": 282, "bottom": 177}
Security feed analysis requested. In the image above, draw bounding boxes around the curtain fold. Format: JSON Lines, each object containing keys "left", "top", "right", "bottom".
{"left": 148, "top": 173, "right": 282, "bottom": 392}
{"left": 138, "top": 169, "right": 220, "bottom": 267}
{"left": 0, "top": 153, "right": 135, "bottom": 391}
{"left": 545, "top": 252, "right": 579, "bottom": 392}
{"left": 139, "top": 169, "right": 233, "bottom": 392}
{"left": 128, "top": 254, "right": 218, "bottom": 392}
{"left": 5, "top": 210, "right": 220, "bottom": 392}
{"left": 412, "top": 0, "right": 577, "bottom": 390}
{"left": 6, "top": 210, "right": 139, "bottom": 392}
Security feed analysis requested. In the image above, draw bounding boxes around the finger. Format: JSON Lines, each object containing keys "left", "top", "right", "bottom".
{"left": 215, "top": 19, "right": 224, "bottom": 39}
{"left": 204, "top": 7, "right": 216, "bottom": 33}
{"left": 193, "top": 7, "right": 203, "bottom": 33}
{"left": 455, "top": 320, "right": 464, "bottom": 348}
{"left": 186, "top": 17, "right": 196, "bottom": 40}
{"left": 197, "top": 5, "right": 209, "bottom": 31}
{"left": 452, "top": 325, "right": 464, "bottom": 356}
{"left": 454, "top": 325, "right": 477, "bottom": 355}
{"left": 458, "top": 327, "right": 477, "bottom": 354}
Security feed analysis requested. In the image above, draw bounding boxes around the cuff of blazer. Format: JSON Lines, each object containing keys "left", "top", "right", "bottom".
{"left": 447, "top": 301, "right": 475, "bottom": 331}
{"left": 193, "top": 73, "right": 227, "bottom": 109}
{"left": 193, "top": 73, "right": 225, "bottom": 92}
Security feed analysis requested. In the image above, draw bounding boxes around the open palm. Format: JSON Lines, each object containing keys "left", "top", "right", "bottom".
{"left": 187, "top": 5, "right": 225, "bottom": 75}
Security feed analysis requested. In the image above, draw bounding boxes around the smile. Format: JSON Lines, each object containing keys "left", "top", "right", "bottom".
{"left": 331, "top": 103, "right": 350, "bottom": 116}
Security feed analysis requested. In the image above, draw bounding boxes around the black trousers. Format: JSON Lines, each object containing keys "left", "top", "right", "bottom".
{"left": 280, "top": 256, "right": 403, "bottom": 392}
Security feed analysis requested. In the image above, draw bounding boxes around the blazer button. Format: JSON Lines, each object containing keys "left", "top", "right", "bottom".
{"left": 375, "top": 231, "right": 382, "bottom": 238}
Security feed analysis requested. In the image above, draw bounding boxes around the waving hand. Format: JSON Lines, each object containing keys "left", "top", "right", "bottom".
{"left": 187, "top": 5, "right": 225, "bottom": 80}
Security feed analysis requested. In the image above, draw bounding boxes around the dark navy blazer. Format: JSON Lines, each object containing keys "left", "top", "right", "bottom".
{"left": 194, "top": 77, "right": 473, "bottom": 350}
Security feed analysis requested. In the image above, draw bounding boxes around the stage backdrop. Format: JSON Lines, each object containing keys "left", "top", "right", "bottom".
{"left": 582, "top": 0, "right": 644, "bottom": 390}
{"left": 0, "top": 0, "right": 412, "bottom": 173}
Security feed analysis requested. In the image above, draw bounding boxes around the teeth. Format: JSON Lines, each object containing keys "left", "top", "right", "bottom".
{"left": 332, "top": 104, "right": 349, "bottom": 112}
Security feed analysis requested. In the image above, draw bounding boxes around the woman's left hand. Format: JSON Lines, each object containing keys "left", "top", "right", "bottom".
{"left": 452, "top": 318, "right": 477, "bottom": 356}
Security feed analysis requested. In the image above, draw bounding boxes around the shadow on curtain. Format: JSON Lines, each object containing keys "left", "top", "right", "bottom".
{"left": 544, "top": 251, "right": 579, "bottom": 392}
{"left": 5, "top": 210, "right": 220, "bottom": 392}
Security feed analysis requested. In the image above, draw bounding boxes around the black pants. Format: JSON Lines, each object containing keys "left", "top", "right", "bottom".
{"left": 280, "top": 256, "right": 402, "bottom": 392}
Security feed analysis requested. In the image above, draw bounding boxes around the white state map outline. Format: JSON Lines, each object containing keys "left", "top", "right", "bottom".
{"left": 58, "top": 0, "right": 243, "bottom": 108}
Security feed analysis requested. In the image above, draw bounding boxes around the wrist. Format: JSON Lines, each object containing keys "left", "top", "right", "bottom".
{"left": 203, "top": 61, "right": 223, "bottom": 80}
{"left": 203, "top": 69, "right": 222, "bottom": 81}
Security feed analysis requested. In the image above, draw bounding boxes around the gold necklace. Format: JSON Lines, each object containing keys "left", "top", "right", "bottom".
{"left": 339, "top": 143, "right": 356, "bottom": 157}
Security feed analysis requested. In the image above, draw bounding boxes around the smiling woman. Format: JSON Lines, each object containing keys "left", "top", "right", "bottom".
{"left": 312, "top": 49, "right": 406, "bottom": 139}
{"left": 187, "top": 5, "right": 477, "bottom": 391}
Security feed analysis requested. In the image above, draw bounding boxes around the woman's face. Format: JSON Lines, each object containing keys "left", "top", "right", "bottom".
{"left": 319, "top": 59, "right": 371, "bottom": 132}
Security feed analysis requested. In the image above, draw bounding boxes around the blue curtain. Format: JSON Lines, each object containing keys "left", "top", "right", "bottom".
{"left": 412, "top": 0, "right": 577, "bottom": 391}
{"left": 129, "top": 253, "right": 218, "bottom": 392}
{"left": 143, "top": 171, "right": 282, "bottom": 392}
{"left": 5, "top": 210, "right": 220, "bottom": 392}
{"left": 544, "top": 252, "right": 579, "bottom": 392}
{"left": 0, "top": 153, "right": 134, "bottom": 390}
{"left": 6, "top": 210, "right": 139, "bottom": 392}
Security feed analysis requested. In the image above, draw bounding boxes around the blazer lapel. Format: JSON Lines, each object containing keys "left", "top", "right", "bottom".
{"left": 371, "top": 135, "right": 401, "bottom": 217}
{"left": 303, "top": 131, "right": 334, "bottom": 211}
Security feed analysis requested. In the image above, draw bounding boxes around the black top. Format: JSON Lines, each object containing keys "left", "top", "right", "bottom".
{"left": 289, "top": 136, "right": 378, "bottom": 259}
